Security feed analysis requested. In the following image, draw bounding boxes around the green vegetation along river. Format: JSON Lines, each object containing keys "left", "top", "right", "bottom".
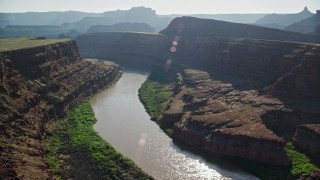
{"left": 45, "top": 100, "right": 151, "bottom": 179}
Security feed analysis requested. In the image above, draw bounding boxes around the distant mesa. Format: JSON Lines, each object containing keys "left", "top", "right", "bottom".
{"left": 285, "top": 9, "right": 320, "bottom": 34}
{"left": 2, "top": 6, "right": 312, "bottom": 39}
{"left": 103, "top": 7, "right": 157, "bottom": 19}
{"left": 0, "top": 7, "right": 171, "bottom": 38}
{"left": 62, "top": 6, "right": 170, "bottom": 33}
{"left": 0, "top": 6, "right": 319, "bottom": 39}
{"left": 255, "top": 7, "right": 314, "bottom": 29}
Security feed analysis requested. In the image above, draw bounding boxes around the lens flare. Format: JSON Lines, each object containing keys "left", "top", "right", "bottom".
{"left": 170, "top": 46, "right": 177, "bottom": 53}
{"left": 166, "top": 59, "right": 172, "bottom": 65}
{"left": 172, "top": 41, "right": 178, "bottom": 46}
{"left": 138, "top": 133, "right": 147, "bottom": 147}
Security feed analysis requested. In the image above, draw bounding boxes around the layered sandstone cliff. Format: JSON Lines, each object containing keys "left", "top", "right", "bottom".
{"left": 163, "top": 69, "right": 291, "bottom": 166}
{"left": 0, "top": 39, "right": 121, "bottom": 179}
{"left": 78, "top": 32, "right": 320, "bottom": 90}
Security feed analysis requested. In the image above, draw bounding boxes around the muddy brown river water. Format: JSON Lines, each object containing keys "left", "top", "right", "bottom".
{"left": 92, "top": 71, "right": 259, "bottom": 180}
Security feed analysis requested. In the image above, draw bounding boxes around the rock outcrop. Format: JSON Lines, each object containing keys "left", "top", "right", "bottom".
{"left": 0, "top": 39, "right": 121, "bottom": 179}
{"left": 163, "top": 69, "right": 291, "bottom": 166}
{"left": 255, "top": 7, "right": 314, "bottom": 28}
{"left": 293, "top": 124, "right": 320, "bottom": 163}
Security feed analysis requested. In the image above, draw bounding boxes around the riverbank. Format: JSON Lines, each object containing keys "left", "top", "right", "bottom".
{"left": 45, "top": 100, "right": 153, "bottom": 179}
{"left": 227, "top": 142, "right": 319, "bottom": 179}
{"left": 138, "top": 67, "right": 175, "bottom": 135}
{"left": 138, "top": 68, "right": 319, "bottom": 180}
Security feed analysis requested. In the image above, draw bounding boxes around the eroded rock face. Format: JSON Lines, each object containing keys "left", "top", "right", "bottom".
{"left": 264, "top": 52, "right": 320, "bottom": 99}
{"left": 293, "top": 124, "right": 320, "bottom": 163}
{"left": 163, "top": 69, "right": 291, "bottom": 166}
{"left": 0, "top": 40, "right": 121, "bottom": 179}
{"left": 77, "top": 32, "right": 320, "bottom": 90}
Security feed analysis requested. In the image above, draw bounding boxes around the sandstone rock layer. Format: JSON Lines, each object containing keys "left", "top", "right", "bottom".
{"left": 164, "top": 69, "right": 291, "bottom": 166}
{"left": 0, "top": 40, "right": 121, "bottom": 179}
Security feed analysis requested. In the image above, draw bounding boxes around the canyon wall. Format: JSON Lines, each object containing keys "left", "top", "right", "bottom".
{"left": 78, "top": 32, "right": 320, "bottom": 90}
{"left": 77, "top": 30, "right": 320, "bottom": 166}
{"left": 0, "top": 40, "right": 121, "bottom": 179}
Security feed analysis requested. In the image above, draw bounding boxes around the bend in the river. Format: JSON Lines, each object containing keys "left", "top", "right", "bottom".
{"left": 91, "top": 71, "right": 259, "bottom": 180}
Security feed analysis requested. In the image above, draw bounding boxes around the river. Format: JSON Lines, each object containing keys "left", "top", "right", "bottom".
{"left": 91, "top": 71, "right": 259, "bottom": 180}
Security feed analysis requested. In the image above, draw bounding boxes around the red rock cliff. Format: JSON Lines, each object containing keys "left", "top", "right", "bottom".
{"left": 0, "top": 40, "right": 121, "bottom": 179}
{"left": 163, "top": 69, "right": 291, "bottom": 166}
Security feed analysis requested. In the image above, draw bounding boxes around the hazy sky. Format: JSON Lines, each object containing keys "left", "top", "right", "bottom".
{"left": 0, "top": 0, "right": 319, "bottom": 14}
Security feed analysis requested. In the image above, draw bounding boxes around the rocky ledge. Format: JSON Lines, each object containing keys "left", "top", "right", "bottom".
{"left": 0, "top": 39, "right": 121, "bottom": 179}
{"left": 293, "top": 124, "right": 320, "bottom": 163}
{"left": 162, "top": 69, "right": 291, "bottom": 166}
